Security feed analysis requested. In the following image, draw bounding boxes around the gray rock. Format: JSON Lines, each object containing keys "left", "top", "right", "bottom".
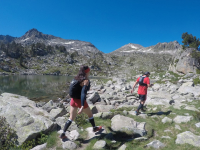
{"left": 96, "top": 105, "right": 114, "bottom": 112}
{"left": 42, "top": 100, "right": 56, "bottom": 112}
{"left": 173, "top": 115, "right": 193, "bottom": 123}
{"left": 58, "top": 130, "right": 79, "bottom": 141}
{"left": 30, "top": 143, "right": 47, "bottom": 150}
{"left": 55, "top": 117, "right": 78, "bottom": 131}
{"left": 87, "top": 92, "right": 100, "bottom": 103}
{"left": 0, "top": 93, "right": 57, "bottom": 145}
{"left": 146, "top": 140, "right": 165, "bottom": 149}
{"left": 184, "top": 106, "right": 199, "bottom": 112}
{"left": 178, "top": 82, "right": 200, "bottom": 97}
{"left": 161, "top": 136, "right": 171, "bottom": 139}
{"left": 162, "top": 117, "right": 172, "bottom": 124}
{"left": 86, "top": 126, "right": 106, "bottom": 139}
{"left": 101, "top": 112, "right": 114, "bottom": 119}
{"left": 62, "top": 141, "right": 77, "bottom": 149}
{"left": 49, "top": 107, "right": 68, "bottom": 121}
{"left": 118, "top": 144, "right": 127, "bottom": 150}
{"left": 93, "top": 140, "right": 106, "bottom": 149}
{"left": 176, "top": 131, "right": 200, "bottom": 147}
{"left": 175, "top": 124, "right": 181, "bottom": 130}
{"left": 195, "top": 122, "right": 200, "bottom": 128}
{"left": 111, "top": 115, "right": 146, "bottom": 136}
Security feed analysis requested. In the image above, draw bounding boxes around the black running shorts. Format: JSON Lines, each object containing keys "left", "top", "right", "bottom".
{"left": 139, "top": 94, "right": 146, "bottom": 101}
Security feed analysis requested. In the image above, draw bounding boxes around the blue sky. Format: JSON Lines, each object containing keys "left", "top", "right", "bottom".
{"left": 0, "top": 0, "right": 200, "bottom": 53}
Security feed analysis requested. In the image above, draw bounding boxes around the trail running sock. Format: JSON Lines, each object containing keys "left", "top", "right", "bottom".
{"left": 63, "top": 119, "right": 72, "bottom": 132}
{"left": 141, "top": 104, "right": 144, "bottom": 109}
{"left": 89, "top": 117, "right": 96, "bottom": 128}
{"left": 137, "top": 104, "right": 143, "bottom": 111}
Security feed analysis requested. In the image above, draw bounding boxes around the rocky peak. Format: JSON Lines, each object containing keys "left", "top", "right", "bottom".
{"left": 153, "top": 41, "right": 181, "bottom": 51}
{"left": 20, "top": 28, "right": 55, "bottom": 40}
{"left": 24, "top": 28, "right": 41, "bottom": 38}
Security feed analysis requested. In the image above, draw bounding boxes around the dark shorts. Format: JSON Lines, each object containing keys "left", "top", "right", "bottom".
{"left": 139, "top": 95, "right": 146, "bottom": 101}
{"left": 70, "top": 98, "right": 88, "bottom": 108}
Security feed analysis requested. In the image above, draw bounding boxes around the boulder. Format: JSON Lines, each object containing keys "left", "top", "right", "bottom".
{"left": 62, "top": 141, "right": 77, "bottom": 149}
{"left": 178, "top": 82, "right": 200, "bottom": 97}
{"left": 118, "top": 144, "right": 127, "bottom": 150}
{"left": 86, "top": 126, "right": 106, "bottom": 139}
{"left": 93, "top": 140, "right": 106, "bottom": 149}
{"left": 162, "top": 117, "right": 172, "bottom": 124}
{"left": 49, "top": 107, "right": 68, "bottom": 121}
{"left": 55, "top": 117, "right": 78, "bottom": 131}
{"left": 30, "top": 143, "right": 47, "bottom": 150}
{"left": 87, "top": 92, "right": 100, "bottom": 103}
{"left": 176, "top": 131, "right": 200, "bottom": 147}
{"left": 173, "top": 115, "right": 193, "bottom": 123}
{"left": 96, "top": 105, "right": 114, "bottom": 112}
{"left": 146, "top": 140, "right": 165, "bottom": 149}
{"left": 42, "top": 100, "right": 57, "bottom": 112}
{"left": 0, "top": 93, "right": 57, "bottom": 145}
{"left": 111, "top": 115, "right": 146, "bottom": 136}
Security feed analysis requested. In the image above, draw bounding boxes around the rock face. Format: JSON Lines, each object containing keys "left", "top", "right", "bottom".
{"left": 169, "top": 48, "right": 199, "bottom": 74}
{"left": 0, "top": 93, "right": 57, "bottom": 145}
{"left": 176, "top": 131, "right": 200, "bottom": 147}
{"left": 111, "top": 115, "right": 146, "bottom": 136}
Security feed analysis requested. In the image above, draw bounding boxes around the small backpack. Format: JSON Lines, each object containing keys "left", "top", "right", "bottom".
{"left": 69, "top": 79, "right": 82, "bottom": 99}
{"left": 139, "top": 76, "right": 147, "bottom": 86}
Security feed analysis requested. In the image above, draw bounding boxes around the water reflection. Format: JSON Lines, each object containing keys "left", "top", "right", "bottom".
{"left": 0, "top": 75, "right": 74, "bottom": 102}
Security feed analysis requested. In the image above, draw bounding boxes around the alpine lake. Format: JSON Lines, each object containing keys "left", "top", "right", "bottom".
{"left": 0, "top": 75, "right": 105, "bottom": 102}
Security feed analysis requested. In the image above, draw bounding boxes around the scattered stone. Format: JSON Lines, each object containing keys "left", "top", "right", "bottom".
{"left": 176, "top": 131, "right": 200, "bottom": 147}
{"left": 161, "top": 136, "right": 171, "bottom": 139}
{"left": 111, "top": 115, "right": 146, "bottom": 136}
{"left": 175, "top": 124, "right": 181, "bottom": 130}
{"left": 93, "top": 140, "right": 106, "bottom": 149}
{"left": 162, "top": 117, "right": 172, "bottom": 124}
{"left": 86, "top": 126, "right": 106, "bottom": 139}
{"left": 96, "top": 105, "right": 114, "bottom": 112}
{"left": 134, "top": 137, "right": 148, "bottom": 141}
{"left": 30, "top": 143, "right": 47, "bottom": 150}
{"left": 173, "top": 115, "right": 193, "bottom": 123}
{"left": 62, "top": 141, "right": 77, "bottom": 150}
{"left": 118, "top": 144, "right": 127, "bottom": 150}
{"left": 195, "top": 122, "right": 200, "bottom": 128}
{"left": 101, "top": 112, "right": 114, "bottom": 119}
{"left": 146, "top": 140, "right": 165, "bottom": 149}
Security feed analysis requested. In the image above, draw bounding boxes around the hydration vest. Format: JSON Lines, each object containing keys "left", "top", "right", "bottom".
{"left": 69, "top": 79, "right": 82, "bottom": 99}
{"left": 69, "top": 79, "right": 91, "bottom": 99}
{"left": 139, "top": 76, "right": 147, "bottom": 86}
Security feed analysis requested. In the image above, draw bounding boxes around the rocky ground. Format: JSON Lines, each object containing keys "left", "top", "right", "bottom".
{"left": 1, "top": 71, "right": 200, "bottom": 149}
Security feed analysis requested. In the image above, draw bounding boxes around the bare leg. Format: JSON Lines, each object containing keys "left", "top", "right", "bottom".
{"left": 82, "top": 107, "right": 93, "bottom": 118}
{"left": 69, "top": 106, "right": 78, "bottom": 121}
{"left": 62, "top": 106, "right": 78, "bottom": 134}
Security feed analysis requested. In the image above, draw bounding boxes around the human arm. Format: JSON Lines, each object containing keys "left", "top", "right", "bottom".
{"left": 131, "top": 81, "right": 139, "bottom": 93}
{"left": 78, "top": 80, "right": 89, "bottom": 114}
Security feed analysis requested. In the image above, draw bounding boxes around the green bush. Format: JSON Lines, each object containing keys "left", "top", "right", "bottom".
{"left": 196, "top": 69, "right": 200, "bottom": 74}
{"left": 0, "top": 116, "right": 18, "bottom": 150}
{"left": 75, "top": 113, "right": 88, "bottom": 127}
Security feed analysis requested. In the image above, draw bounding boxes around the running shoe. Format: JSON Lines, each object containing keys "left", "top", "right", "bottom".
{"left": 93, "top": 126, "right": 102, "bottom": 132}
{"left": 135, "top": 111, "right": 140, "bottom": 116}
{"left": 59, "top": 133, "right": 67, "bottom": 139}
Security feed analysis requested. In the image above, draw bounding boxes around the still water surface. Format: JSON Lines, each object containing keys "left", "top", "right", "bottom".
{"left": 0, "top": 75, "right": 74, "bottom": 102}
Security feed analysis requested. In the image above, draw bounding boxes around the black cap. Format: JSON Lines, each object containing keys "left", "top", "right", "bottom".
{"left": 144, "top": 72, "right": 150, "bottom": 75}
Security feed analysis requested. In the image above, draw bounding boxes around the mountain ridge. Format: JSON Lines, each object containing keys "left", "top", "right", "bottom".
{"left": 1, "top": 28, "right": 181, "bottom": 54}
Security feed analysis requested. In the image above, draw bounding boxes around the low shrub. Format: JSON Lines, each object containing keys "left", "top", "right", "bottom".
{"left": 0, "top": 116, "right": 18, "bottom": 150}
{"left": 193, "top": 77, "right": 200, "bottom": 85}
